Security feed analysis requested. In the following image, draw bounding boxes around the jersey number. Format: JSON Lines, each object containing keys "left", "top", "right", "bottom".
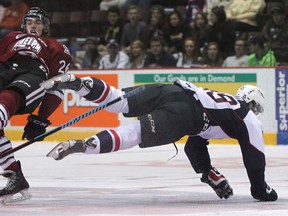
{"left": 207, "top": 91, "right": 238, "bottom": 105}
{"left": 59, "top": 60, "right": 70, "bottom": 73}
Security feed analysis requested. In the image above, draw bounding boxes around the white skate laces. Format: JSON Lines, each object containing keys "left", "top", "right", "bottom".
{"left": 201, "top": 167, "right": 233, "bottom": 199}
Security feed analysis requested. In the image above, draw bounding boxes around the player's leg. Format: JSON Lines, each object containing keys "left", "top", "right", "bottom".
{"left": 184, "top": 136, "right": 233, "bottom": 199}
{"left": 0, "top": 89, "right": 30, "bottom": 202}
{"left": 41, "top": 74, "right": 130, "bottom": 114}
{"left": 47, "top": 119, "right": 141, "bottom": 160}
{"left": 46, "top": 82, "right": 167, "bottom": 160}
{"left": 42, "top": 74, "right": 196, "bottom": 118}
{"left": 0, "top": 71, "right": 46, "bottom": 202}
{"left": 47, "top": 84, "right": 200, "bottom": 160}
{"left": 47, "top": 101, "right": 190, "bottom": 160}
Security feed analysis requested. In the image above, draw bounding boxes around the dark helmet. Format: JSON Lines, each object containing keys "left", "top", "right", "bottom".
{"left": 21, "top": 7, "right": 50, "bottom": 35}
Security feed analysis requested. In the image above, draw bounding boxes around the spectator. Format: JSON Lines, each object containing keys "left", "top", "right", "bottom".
{"left": 164, "top": 10, "right": 192, "bottom": 54}
{"left": 127, "top": 40, "right": 146, "bottom": 68}
{"left": 69, "top": 55, "right": 83, "bottom": 70}
{"left": 81, "top": 37, "right": 101, "bottom": 69}
{"left": 206, "top": 0, "right": 231, "bottom": 14}
{"left": 191, "top": 11, "right": 209, "bottom": 52}
{"left": 174, "top": 37, "right": 202, "bottom": 68}
{"left": 65, "top": 37, "right": 78, "bottom": 59}
{"left": 100, "top": 6, "right": 124, "bottom": 45}
{"left": 99, "top": 0, "right": 127, "bottom": 11}
{"left": 203, "top": 6, "right": 236, "bottom": 58}
{"left": 121, "top": 5, "right": 146, "bottom": 54}
{"left": 262, "top": 6, "right": 288, "bottom": 64}
{"left": 185, "top": 0, "right": 207, "bottom": 27}
{"left": 99, "top": 38, "right": 129, "bottom": 69}
{"left": 123, "top": 0, "right": 152, "bottom": 10}
{"left": 225, "top": 0, "right": 266, "bottom": 32}
{"left": 247, "top": 34, "right": 277, "bottom": 66}
{"left": 0, "top": 0, "right": 29, "bottom": 39}
{"left": 144, "top": 36, "right": 177, "bottom": 68}
{"left": 143, "top": 5, "right": 168, "bottom": 48}
{"left": 201, "top": 41, "right": 223, "bottom": 67}
{"left": 0, "top": 0, "right": 11, "bottom": 8}
{"left": 222, "top": 37, "right": 248, "bottom": 67}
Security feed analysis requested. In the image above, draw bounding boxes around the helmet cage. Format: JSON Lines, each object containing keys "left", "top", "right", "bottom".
{"left": 250, "top": 100, "right": 264, "bottom": 116}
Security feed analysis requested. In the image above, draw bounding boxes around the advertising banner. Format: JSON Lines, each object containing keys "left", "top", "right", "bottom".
{"left": 135, "top": 73, "right": 257, "bottom": 95}
{"left": 276, "top": 68, "right": 288, "bottom": 145}
{"left": 6, "top": 68, "right": 277, "bottom": 144}
{"left": 10, "top": 74, "right": 119, "bottom": 128}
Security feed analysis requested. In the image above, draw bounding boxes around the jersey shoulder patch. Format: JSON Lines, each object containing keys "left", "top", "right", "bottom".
{"left": 63, "top": 44, "right": 70, "bottom": 56}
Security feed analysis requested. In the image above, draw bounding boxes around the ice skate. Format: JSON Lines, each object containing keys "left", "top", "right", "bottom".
{"left": 40, "top": 73, "right": 82, "bottom": 91}
{"left": 0, "top": 161, "right": 31, "bottom": 204}
{"left": 46, "top": 140, "right": 86, "bottom": 160}
{"left": 201, "top": 167, "right": 233, "bottom": 199}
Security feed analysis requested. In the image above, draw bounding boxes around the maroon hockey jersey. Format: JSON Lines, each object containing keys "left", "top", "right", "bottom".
{"left": 0, "top": 31, "right": 72, "bottom": 118}
{"left": 0, "top": 31, "right": 72, "bottom": 79}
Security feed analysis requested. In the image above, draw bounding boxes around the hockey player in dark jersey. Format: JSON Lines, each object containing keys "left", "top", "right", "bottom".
{"left": 42, "top": 74, "right": 277, "bottom": 202}
{"left": 0, "top": 7, "right": 71, "bottom": 203}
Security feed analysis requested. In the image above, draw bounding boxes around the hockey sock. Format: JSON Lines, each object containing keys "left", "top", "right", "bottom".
{"left": 84, "top": 129, "right": 120, "bottom": 154}
{"left": 5, "top": 161, "right": 19, "bottom": 172}
{"left": 0, "top": 89, "right": 25, "bottom": 118}
{"left": 0, "top": 136, "right": 16, "bottom": 170}
{"left": 84, "top": 120, "right": 141, "bottom": 154}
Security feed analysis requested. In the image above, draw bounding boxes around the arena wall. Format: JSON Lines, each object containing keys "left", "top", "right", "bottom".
{"left": 6, "top": 67, "right": 288, "bottom": 145}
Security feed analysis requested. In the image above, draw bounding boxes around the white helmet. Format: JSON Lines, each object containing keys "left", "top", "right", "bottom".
{"left": 236, "top": 85, "right": 265, "bottom": 115}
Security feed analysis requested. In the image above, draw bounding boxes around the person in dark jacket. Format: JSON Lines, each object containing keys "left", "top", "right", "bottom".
{"left": 203, "top": 6, "right": 236, "bottom": 59}
{"left": 144, "top": 36, "right": 177, "bottom": 68}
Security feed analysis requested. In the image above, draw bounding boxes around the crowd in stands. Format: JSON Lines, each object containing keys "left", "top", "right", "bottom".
{"left": 2, "top": 0, "right": 288, "bottom": 69}
{"left": 0, "top": 0, "right": 29, "bottom": 38}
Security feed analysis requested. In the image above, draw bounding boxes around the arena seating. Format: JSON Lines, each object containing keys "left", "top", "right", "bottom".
{"left": 22, "top": 0, "right": 287, "bottom": 40}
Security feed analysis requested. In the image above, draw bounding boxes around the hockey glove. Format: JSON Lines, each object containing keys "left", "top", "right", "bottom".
{"left": 251, "top": 183, "right": 278, "bottom": 201}
{"left": 201, "top": 167, "right": 233, "bottom": 199}
{"left": 22, "top": 114, "right": 51, "bottom": 141}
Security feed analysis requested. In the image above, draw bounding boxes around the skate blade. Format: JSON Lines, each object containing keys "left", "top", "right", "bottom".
{"left": 40, "top": 73, "right": 73, "bottom": 89}
{"left": 46, "top": 144, "right": 62, "bottom": 160}
{"left": 0, "top": 189, "right": 32, "bottom": 204}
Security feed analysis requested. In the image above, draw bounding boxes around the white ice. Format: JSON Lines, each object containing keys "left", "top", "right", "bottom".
{"left": 1, "top": 142, "right": 287, "bottom": 216}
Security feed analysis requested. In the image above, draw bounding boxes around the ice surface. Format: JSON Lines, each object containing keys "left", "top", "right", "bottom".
{"left": 1, "top": 142, "right": 287, "bottom": 216}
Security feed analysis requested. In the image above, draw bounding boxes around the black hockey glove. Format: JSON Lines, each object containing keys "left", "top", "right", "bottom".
{"left": 201, "top": 167, "right": 233, "bottom": 199}
{"left": 251, "top": 183, "right": 278, "bottom": 201}
{"left": 22, "top": 114, "right": 51, "bottom": 141}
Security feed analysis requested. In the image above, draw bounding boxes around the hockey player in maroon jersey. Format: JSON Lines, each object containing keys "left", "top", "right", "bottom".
{"left": 0, "top": 7, "right": 71, "bottom": 203}
{"left": 42, "top": 74, "right": 277, "bottom": 202}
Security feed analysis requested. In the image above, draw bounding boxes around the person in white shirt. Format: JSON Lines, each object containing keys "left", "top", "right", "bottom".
{"left": 99, "top": 0, "right": 127, "bottom": 11}
{"left": 98, "top": 39, "right": 129, "bottom": 69}
{"left": 225, "top": 0, "right": 266, "bottom": 32}
{"left": 222, "top": 37, "right": 248, "bottom": 67}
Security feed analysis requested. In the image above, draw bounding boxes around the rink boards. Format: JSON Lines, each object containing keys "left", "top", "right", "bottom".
{"left": 7, "top": 67, "right": 288, "bottom": 145}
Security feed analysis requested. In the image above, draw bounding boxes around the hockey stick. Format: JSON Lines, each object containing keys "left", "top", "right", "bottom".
{"left": 0, "top": 85, "right": 145, "bottom": 159}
